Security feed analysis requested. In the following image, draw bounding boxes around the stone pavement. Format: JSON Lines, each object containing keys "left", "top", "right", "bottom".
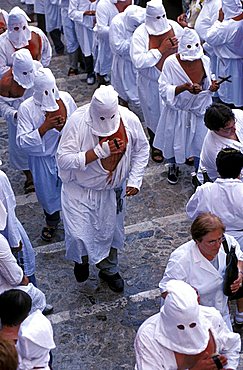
{"left": 1, "top": 1, "right": 243, "bottom": 369}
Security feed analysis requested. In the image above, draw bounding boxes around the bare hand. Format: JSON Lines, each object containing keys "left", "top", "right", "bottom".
{"left": 231, "top": 274, "right": 242, "bottom": 293}
{"left": 84, "top": 10, "right": 95, "bottom": 15}
{"left": 39, "top": 114, "right": 65, "bottom": 136}
{"left": 158, "top": 36, "right": 178, "bottom": 54}
{"left": 185, "top": 83, "right": 202, "bottom": 94}
{"left": 191, "top": 352, "right": 227, "bottom": 369}
{"left": 177, "top": 13, "right": 188, "bottom": 28}
{"left": 125, "top": 186, "right": 139, "bottom": 197}
{"left": 209, "top": 80, "right": 219, "bottom": 92}
{"left": 20, "top": 275, "right": 29, "bottom": 286}
{"left": 106, "top": 138, "right": 126, "bottom": 155}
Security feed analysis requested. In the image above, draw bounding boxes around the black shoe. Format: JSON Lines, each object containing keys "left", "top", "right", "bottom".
{"left": 167, "top": 164, "right": 179, "bottom": 185}
{"left": 42, "top": 304, "right": 54, "bottom": 316}
{"left": 74, "top": 262, "right": 89, "bottom": 282}
{"left": 98, "top": 271, "right": 124, "bottom": 293}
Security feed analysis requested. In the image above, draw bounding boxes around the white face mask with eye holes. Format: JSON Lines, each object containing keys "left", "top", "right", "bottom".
{"left": 89, "top": 85, "right": 120, "bottom": 137}
{"left": 12, "top": 49, "right": 36, "bottom": 89}
{"left": 178, "top": 27, "right": 204, "bottom": 61}
{"left": 33, "top": 68, "right": 59, "bottom": 112}
{"left": 145, "top": 0, "right": 171, "bottom": 35}
{"left": 8, "top": 13, "right": 31, "bottom": 49}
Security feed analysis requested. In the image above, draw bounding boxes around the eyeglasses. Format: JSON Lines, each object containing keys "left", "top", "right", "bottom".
{"left": 203, "top": 236, "right": 225, "bottom": 246}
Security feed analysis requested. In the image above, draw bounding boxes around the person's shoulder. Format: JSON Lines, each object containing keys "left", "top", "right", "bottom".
{"left": 29, "top": 25, "right": 46, "bottom": 38}
{"left": 171, "top": 240, "right": 194, "bottom": 258}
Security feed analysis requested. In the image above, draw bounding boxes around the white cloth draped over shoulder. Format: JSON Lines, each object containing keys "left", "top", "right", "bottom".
{"left": 154, "top": 53, "right": 213, "bottom": 163}
{"left": 56, "top": 104, "right": 149, "bottom": 264}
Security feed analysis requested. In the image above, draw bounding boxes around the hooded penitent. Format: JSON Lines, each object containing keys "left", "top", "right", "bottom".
{"left": 33, "top": 67, "right": 60, "bottom": 112}
{"left": 12, "top": 49, "right": 41, "bottom": 89}
{"left": 124, "top": 5, "right": 146, "bottom": 34}
{"left": 178, "top": 27, "right": 204, "bottom": 61}
{"left": 157, "top": 280, "right": 211, "bottom": 355}
{"left": 222, "top": 0, "right": 242, "bottom": 19}
{"left": 7, "top": 6, "right": 31, "bottom": 49}
{"left": 89, "top": 85, "right": 120, "bottom": 137}
{"left": 145, "top": 0, "right": 171, "bottom": 36}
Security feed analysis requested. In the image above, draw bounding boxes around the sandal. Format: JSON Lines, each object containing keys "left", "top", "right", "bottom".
{"left": 24, "top": 180, "right": 35, "bottom": 194}
{"left": 41, "top": 226, "right": 57, "bottom": 242}
{"left": 151, "top": 147, "right": 164, "bottom": 163}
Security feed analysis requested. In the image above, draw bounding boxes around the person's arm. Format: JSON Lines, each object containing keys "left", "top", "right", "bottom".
{"left": 0, "top": 236, "right": 24, "bottom": 287}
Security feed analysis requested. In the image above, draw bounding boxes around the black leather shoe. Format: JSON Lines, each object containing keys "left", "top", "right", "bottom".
{"left": 74, "top": 262, "right": 89, "bottom": 282}
{"left": 42, "top": 304, "right": 54, "bottom": 316}
{"left": 98, "top": 271, "right": 124, "bottom": 293}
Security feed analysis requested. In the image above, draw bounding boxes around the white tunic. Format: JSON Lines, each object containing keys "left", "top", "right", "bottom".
{"left": 56, "top": 104, "right": 150, "bottom": 264}
{"left": 154, "top": 54, "right": 213, "bottom": 163}
{"left": 186, "top": 178, "right": 243, "bottom": 248}
{"left": 205, "top": 18, "right": 243, "bottom": 107}
{"left": 16, "top": 92, "right": 77, "bottom": 214}
{"left": 130, "top": 21, "right": 183, "bottom": 133}
{"left": 159, "top": 235, "right": 243, "bottom": 327}
{"left": 199, "top": 109, "right": 243, "bottom": 181}
{"left": 194, "top": 0, "right": 222, "bottom": 41}
{"left": 134, "top": 306, "right": 240, "bottom": 370}
{"left": 0, "top": 233, "right": 46, "bottom": 313}
{"left": 44, "top": 0, "right": 62, "bottom": 33}
{"left": 60, "top": 0, "right": 79, "bottom": 54}
{"left": 0, "top": 170, "right": 35, "bottom": 277}
{"left": 0, "top": 26, "right": 52, "bottom": 78}
{"left": 94, "top": 0, "right": 119, "bottom": 75}
{"left": 69, "top": 0, "right": 96, "bottom": 56}
{"left": 109, "top": 12, "right": 139, "bottom": 104}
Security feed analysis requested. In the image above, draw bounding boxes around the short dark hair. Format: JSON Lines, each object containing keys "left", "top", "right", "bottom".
{"left": 0, "top": 336, "right": 18, "bottom": 370}
{"left": 204, "top": 103, "right": 235, "bottom": 131}
{"left": 0, "top": 289, "right": 32, "bottom": 327}
{"left": 191, "top": 212, "right": 225, "bottom": 242}
{"left": 216, "top": 148, "right": 243, "bottom": 179}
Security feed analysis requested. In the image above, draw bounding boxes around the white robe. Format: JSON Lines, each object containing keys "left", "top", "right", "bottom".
{"left": 205, "top": 18, "right": 243, "bottom": 107}
{"left": 56, "top": 104, "right": 149, "bottom": 264}
{"left": 0, "top": 170, "right": 35, "bottom": 277}
{"left": 0, "top": 26, "right": 52, "bottom": 78}
{"left": 154, "top": 54, "right": 213, "bottom": 163}
{"left": 198, "top": 109, "right": 243, "bottom": 181}
{"left": 159, "top": 235, "right": 243, "bottom": 328}
{"left": 44, "top": 0, "right": 62, "bottom": 33}
{"left": 16, "top": 92, "right": 77, "bottom": 214}
{"left": 60, "top": 0, "right": 79, "bottom": 54}
{"left": 109, "top": 12, "right": 139, "bottom": 105}
{"left": 94, "top": 0, "right": 119, "bottom": 75}
{"left": 134, "top": 306, "right": 240, "bottom": 370}
{"left": 186, "top": 178, "right": 243, "bottom": 248}
{"left": 130, "top": 21, "right": 183, "bottom": 133}
{"left": 0, "top": 233, "right": 46, "bottom": 313}
{"left": 194, "top": 0, "right": 221, "bottom": 73}
{"left": 69, "top": 0, "right": 96, "bottom": 56}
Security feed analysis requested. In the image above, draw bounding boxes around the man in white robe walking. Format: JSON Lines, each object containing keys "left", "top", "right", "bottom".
{"left": 56, "top": 85, "right": 149, "bottom": 292}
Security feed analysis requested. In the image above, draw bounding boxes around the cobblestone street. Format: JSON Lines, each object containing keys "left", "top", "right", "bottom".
{"left": 1, "top": 0, "right": 243, "bottom": 368}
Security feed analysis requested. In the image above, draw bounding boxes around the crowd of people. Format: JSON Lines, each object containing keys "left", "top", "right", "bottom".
{"left": 0, "top": 0, "right": 243, "bottom": 368}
